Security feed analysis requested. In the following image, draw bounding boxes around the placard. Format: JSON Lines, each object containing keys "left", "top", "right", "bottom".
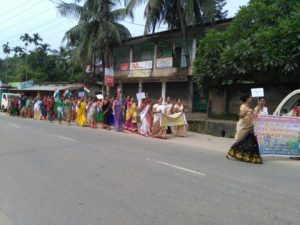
{"left": 78, "top": 92, "right": 85, "bottom": 97}
{"left": 254, "top": 115, "right": 300, "bottom": 157}
{"left": 251, "top": 88, "right": 264, "bottom": 97}
{"left": 96, "top": 94, "right": 104, "bottom": 100}
{"left": 136, "top": 92, "right": 146, "bottom": 100}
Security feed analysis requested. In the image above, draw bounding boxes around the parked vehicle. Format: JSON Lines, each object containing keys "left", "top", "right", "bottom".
{"left": 273, "top": 90, "right": 300, "bottom": 116}
{"left": 1, "top": 93, "right": 20, "bottom": 111}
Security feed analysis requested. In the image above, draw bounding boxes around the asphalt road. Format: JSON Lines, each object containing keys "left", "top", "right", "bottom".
{"left": 0, "top": 114, "right": 299, "bottom": 225}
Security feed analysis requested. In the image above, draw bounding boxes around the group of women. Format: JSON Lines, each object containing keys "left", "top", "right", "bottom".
{"left": 74, "top": 94, "right": 187, "bottom": 139}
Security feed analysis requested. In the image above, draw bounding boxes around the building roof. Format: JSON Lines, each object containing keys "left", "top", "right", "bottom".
{"left": 20, "top": 83, "right": 84, "bottom": 92}
{"left": 121, "top": 18, "right": 233, "bottom": 46}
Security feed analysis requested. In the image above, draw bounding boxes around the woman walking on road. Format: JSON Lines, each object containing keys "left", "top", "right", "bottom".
{"left": 76, "top": 97, "right": 87, "bottom": 127}
{"left": 173, "top": 98, "right": 187, "bottom": 137}
{"left": 139, "top": 99, "right": 151, "bottom": 137}
{"left": 113, "top": 95, "right": 123, "bottom": 132}
{"left": 152, "top": 97, "right": 167, "bottom": 139}
{"left": 102, "top": 96, "right": 111, "bottom": 130}
{"left": 226, "top": 93, "right": 262, "bottom": 164}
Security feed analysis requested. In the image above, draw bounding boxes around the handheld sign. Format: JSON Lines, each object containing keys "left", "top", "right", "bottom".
{"left": 96, "top": 94, "right": 104, "bottom": 100}
{"left": 78, "top": 92, "right": 85, "bottom": 98}
{"left": 251, "top": 88, "right": 264, "bottom": 97}
{"left": 136, "top": 92, "right": 146, "bottom": 100}
{"left": 136, "top": 92, "right": 146, "bottom": 107}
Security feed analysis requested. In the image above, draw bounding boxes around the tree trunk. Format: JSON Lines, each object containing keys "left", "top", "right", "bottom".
{"left": 103, "top": 0, "right": 111, "bottom": 97}
{"left": 176, "top": 0, "right": 191, "bottom": 68}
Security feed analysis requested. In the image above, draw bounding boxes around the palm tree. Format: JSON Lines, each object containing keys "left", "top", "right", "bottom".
{"left": 57, "top": 0, "right": 132, "bottom": 95}
{"left": 2, "top": 42, "right": 11, "bottom": 82}
{"left": 127, "top": 0, "right": 217, "bottom": 67}
{"left": 20, "top": 33, "right": 33, "bottom": 80}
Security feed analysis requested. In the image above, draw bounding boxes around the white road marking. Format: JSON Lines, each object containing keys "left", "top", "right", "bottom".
{"left": 55, "top": 135, "right": 76, "bottom": 142}
{"left": 146, "top": 158, "right": 206, "bottom": 176}
{"left": 8, "top": 123, "right": 21, "bottom": 128}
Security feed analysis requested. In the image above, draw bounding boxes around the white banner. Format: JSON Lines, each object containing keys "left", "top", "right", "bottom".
{"left": 130, "top": 60, "right": 153, "bottom": 70}
{"left": 156, "top": 57, "right": 173, "bottom": 68}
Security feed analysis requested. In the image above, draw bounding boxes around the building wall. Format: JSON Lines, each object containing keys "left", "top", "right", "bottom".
{"left": 123, "top": 83, "right": 139, "bottom": 98}
{"left": 143, "top": 82, "right": 162, "bottom": 100}
{"left": 166, "top": 82, "right": 188, "bottom": 107}
{"left": 210, "top": 85, "right": 297, "bottom": 115}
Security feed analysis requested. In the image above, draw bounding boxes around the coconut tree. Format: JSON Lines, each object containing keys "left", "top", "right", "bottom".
{"left": 20, "top": 33, "right": 33, "bottom": 80}
{"left": 2, "top": 42, "right": 11, "bottom": 82}
{"left": 127, "top": 0, "right": 218, "bottom": 67}
{"left": 56, "top": 0, "right": 132, "bottom": 95}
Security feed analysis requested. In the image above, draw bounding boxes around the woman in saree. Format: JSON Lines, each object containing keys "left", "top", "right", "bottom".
{"left": 102, "top": 96, "right": 111, "bottom": 130}
{"left": 226, "top": 93, "right": 262, "bottom": 164}
{"left": 152, "top": 97, "right": 167, "bottom": 139}
{"left": 64, "top": 96, "right": 73, "bottom": 125}
{"left": 97, "top": 99, "right": 103, "bottom": 124}
{"left": 139, "top": 99, "right": 151, "bottom": 137}
{"left": 125, "top": 96, "right": 138, "bottom": 133}
{"left": 76, "top": 97, "right": 87, "bottom": 127}
{"left": 113, "top": 95, "right": 123, "bottom": 132}
{"left": 173, "top": 98, "right": 187, "bottom": 137}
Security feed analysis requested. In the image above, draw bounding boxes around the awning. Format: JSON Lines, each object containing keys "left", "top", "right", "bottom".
{"left": 20, "top": 83, "right": 84, "bottom": 92}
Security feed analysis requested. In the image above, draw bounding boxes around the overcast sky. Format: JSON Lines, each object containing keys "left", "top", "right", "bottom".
{"left": 0, "top": 0, "right": 249, "bottom": 58}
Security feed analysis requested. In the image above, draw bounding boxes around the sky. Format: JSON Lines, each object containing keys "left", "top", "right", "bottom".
{"left": 0, "top": 0, "right": 249, "bottom": 58}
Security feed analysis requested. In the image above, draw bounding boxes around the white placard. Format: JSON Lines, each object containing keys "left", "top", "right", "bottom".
{"left": 96, "top": 94, "right": 104, "bottom": 100}
{"left": 251, "top": 88, "right": 264, "bottom": 97}
{"left": 78, "top": 92, "right": 85, "bottom": 97}
{"left": 136, "top": 92, "right": 146, "bottom": 100}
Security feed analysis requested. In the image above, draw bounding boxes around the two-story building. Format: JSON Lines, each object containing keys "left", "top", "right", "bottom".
{"left": 111, "top": 19, "right": 232, "bottom": 112}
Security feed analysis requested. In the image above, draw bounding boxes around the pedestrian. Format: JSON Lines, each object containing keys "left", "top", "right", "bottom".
{"left": 25, "top": 96, "right": 33, "bottom": 118}
{"left": 125, "top": 96, "right": 138, "bottom": 133}
{"left": 254, "top": 97, "right": 268, "bottom": 115}
{"left": 56, "top": 96, "right": 64, "bottom": 124}
{"left": 97, "top": 99, "right": 103, "bottom": 124}
{"left": 87, "top": 98, "right": 94, "bottom": 126}
{"left": 113, "top": 95, "right": 124, "bottom": 132}
{"left": 165, "top": 96, "right": 173, "bottom": 134}
{"left": 102, "top": 95, "right": 111, "bottom": 130}
{"left": 173, "top": 98, "right": 187, "bottom": 137}
{"left": 47, "top": 97, "right": 54, "bottom": 122}
{"left": 64, "top": 96, "right": 73, "bottom": 125}
{"left": 41, "top": 96, "right": 48, "bottom": 120}
{"left": 33, "top": 97, "right": 42, "bottom": 120}
{"left": 77, "top": 97, "right": 87, "bottom": 127}
{"left": 226, "top": 93, "right": 262, "bottom": 164}
{"left": 152, "top": 97, "right": 167, "bottom": 139}
{"left": 139, "top": 98, "right": 151, "bottom": 137}
{"left": 109, "top": 97, "right": 115, "bottom": 126}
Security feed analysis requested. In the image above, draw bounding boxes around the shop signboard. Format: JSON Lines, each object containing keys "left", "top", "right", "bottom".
{"left": 130, "top": 60, "right": 153, "bottom": 70}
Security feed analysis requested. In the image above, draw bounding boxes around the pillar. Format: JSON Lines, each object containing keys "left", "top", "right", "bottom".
{"left": 187, "top": 77, "right": 193, "bottom": 112}
{"left": 119, "top": 81, "right": 123, "bottom": 100}
{"left": 161, "top": 80, "right": 166, "bottom": 104}
{"left": 138, "top": 80, "right": 143, "bottom": 93}
{"left": 129, "top": 46, "right": 133, "bottom": 69}
{"left": 153, "top": 42, "right": 158, "bottom": 70}
{"left": 192, "top": 37, "right": 197, "bottom": 61}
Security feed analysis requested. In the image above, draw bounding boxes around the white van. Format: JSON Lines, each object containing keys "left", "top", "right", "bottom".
{"left": 273, "top": 90, "right": 300, "bottom": 116}
{"left": 1, "top": 93, "right": 20, "bottom": 111}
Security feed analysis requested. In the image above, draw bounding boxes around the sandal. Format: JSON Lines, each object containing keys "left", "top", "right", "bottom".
{"left": 226, "top": 155, "right": 235, "bottom": 160}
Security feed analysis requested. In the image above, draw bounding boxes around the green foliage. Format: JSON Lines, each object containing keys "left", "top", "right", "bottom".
{"left": 0, "top": 33, "right": 84, "bottom": 83}
{"left": 194, "top": 0, "right": 300, "bottom": 93}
